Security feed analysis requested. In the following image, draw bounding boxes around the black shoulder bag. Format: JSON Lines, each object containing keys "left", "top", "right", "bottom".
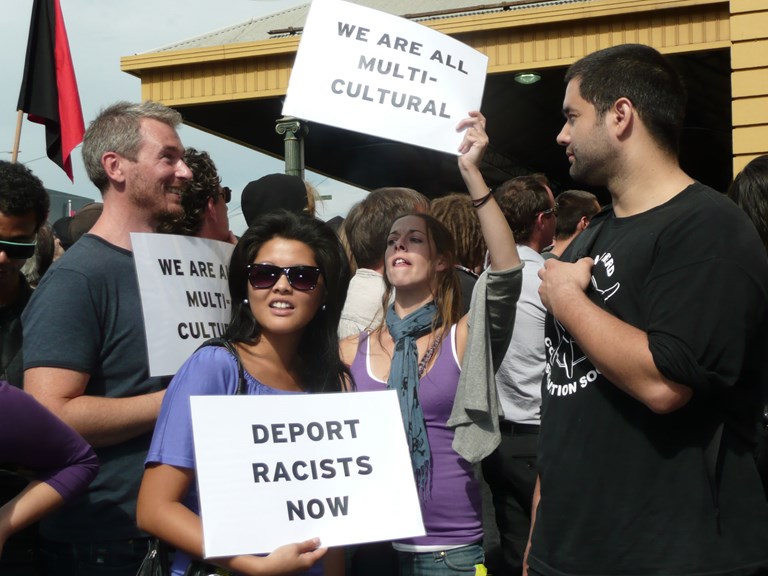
{"left": 136, "top": 538, "right": 169, "bottom": 576}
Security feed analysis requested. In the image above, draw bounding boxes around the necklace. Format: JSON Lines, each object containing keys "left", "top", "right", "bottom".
{"left": 418, "top": 334, "right": 442, "bottom": 379}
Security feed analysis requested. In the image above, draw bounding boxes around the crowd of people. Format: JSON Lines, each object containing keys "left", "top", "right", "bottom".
{"left": 1, "top": 43, "right": 768, "bottom": 576}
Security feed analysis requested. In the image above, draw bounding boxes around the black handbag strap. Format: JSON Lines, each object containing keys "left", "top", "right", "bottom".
{"left": 136, "top": 537, "right": 170, "bottom": 576}
{"left": 196, "top": 337, "right": 246, "bottom": 395}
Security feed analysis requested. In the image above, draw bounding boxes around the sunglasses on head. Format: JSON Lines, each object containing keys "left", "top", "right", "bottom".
{"left": 247, "top": 263, "right": 322, "bottom": 291}
{"left": 0, "top": 239, "right": 36, "bottom": 260}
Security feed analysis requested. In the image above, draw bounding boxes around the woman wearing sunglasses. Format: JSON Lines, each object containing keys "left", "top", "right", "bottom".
{"left": 137, "top": 211, "right": 351, "bottom": 576}
{"left": 340, "top": 112, "right": 522, "bottom": 576}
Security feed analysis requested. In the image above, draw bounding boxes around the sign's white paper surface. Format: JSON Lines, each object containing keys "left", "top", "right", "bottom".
{"left": 191, "top": 390, "right": 425, "bottom": 557}
{"left": 132, "top": 233, "right": 234, "bottom": 376}
{"left": 283, "top": 0, "right": 488, "bottom": 155}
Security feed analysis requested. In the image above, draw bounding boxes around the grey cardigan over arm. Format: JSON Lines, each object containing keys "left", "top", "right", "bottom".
{"left": 447, "top": 264, "right": 523, "bottom": 463}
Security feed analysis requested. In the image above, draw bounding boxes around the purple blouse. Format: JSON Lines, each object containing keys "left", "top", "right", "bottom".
{"left": 0, "top": 380, "right": 98, "bottom": 501}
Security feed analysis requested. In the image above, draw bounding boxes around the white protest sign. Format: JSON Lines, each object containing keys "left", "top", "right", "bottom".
{"left": 191, "top": 390, "right": 425, "bottom": 557}
{"left": 131, "top": 233, "right": 235, "bottom": 376}
{"left": 283, "top": 0, "right": 488, "bottom": 155}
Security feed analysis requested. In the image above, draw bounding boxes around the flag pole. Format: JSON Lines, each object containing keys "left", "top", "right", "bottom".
{"left": 11, "top": 109, "right": 23, "bottom": 163}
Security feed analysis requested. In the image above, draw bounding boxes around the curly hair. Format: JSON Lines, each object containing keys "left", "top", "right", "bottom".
{"left": 430, "top": 193, "right": 486, "bottom": 272}
{"left": 225, "top": 210, "right": 352, "bottom": 393}
{"left": 158, "top": 148, "right": 221, "bottom": 236}
{"left": 0, "top": 160, "right": 49, "bottom": 231}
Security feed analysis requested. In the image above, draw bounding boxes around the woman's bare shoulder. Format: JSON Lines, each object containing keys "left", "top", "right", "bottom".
{"left": 340, "top": 333, "right": 362, "bottom": 366}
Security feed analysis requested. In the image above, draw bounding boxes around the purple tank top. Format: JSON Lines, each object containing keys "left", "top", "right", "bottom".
{"left": 349, "top": 327, "right": 483, "bottom": 546}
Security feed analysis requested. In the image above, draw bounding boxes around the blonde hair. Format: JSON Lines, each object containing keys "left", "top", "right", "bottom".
{"left": 304, "top": 181, "right": 320, "bottom": 217}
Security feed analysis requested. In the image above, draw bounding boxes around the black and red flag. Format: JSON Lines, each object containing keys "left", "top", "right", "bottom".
{"left": 17, "top": 0, "right": 85, "bottom": 181}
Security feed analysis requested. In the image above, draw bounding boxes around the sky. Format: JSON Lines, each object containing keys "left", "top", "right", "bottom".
{"left": 1, "top": 0, "right": 368, "bottom": 234}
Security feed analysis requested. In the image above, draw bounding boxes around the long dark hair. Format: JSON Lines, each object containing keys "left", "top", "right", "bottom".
{"left": 225, "top": 210, "right": 352, "bottom": 392}
{"left": 728, "top": 154, "right": 768, "bottom": 255}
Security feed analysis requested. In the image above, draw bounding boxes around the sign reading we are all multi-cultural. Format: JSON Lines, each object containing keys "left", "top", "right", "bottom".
{"left": 132, "top": 233, "right": 235, "bottom": 376}
{"left": 283, "top": 0, "right": 488, "bottom": 155}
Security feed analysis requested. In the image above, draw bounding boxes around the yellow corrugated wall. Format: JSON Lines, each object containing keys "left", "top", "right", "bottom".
{"left": 731, "top": 0, "right": 768, "bottom": 174}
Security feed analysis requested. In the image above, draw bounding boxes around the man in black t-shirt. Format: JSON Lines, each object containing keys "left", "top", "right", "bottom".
{"left": 527, "top": 44, "right": 768, "bottom": 576}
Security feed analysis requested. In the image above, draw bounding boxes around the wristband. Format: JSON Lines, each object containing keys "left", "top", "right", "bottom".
{"left": 472, "top": 189, "right": 493, "bottom": 209}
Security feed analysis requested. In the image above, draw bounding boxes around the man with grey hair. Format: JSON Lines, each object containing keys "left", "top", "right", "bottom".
{"left": 22, "top": 101, "right": 191, "bottom": 575}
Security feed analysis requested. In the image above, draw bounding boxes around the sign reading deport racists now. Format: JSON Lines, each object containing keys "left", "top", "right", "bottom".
{"left": 282, "top": 0, "right": 488, "bottom": 155}
{"left": 191, "top": 390, "right": 425, "bottom": 558}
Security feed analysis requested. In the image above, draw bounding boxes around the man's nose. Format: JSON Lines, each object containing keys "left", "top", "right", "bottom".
{"left": 177, "top": 159, "right": 193, "bottom": 180}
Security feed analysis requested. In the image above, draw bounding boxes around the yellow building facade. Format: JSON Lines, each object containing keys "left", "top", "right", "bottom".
{"left": 122, "top": 0, "right": 768, "bottom": 191}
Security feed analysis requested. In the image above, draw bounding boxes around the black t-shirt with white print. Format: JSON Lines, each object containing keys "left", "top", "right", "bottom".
{"left": 529, "top": 183, "right": 768, "bottom": 576}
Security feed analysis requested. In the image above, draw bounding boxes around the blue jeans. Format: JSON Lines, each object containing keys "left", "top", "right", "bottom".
{"left": 39, "top": 537, "right": 150, "bottom": 576}
{"left": 397, "top": 543, "right": 485, "bottom": 576}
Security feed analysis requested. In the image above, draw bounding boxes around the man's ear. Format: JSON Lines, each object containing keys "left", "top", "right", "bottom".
{"left": 206, "top": 196, "right": 218, "bottom": 219}
{"left": 613, "top": 97, "right": 634, "bottom": 138}
{"left": 578, "top": 216, "right": 590, "bottom": 231}
{"left": 102, "top": 152, "right": 125, "bottom": 184}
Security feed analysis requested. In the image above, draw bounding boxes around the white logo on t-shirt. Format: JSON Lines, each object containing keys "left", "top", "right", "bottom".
{"left": 591, "top": 252, "right": 620, "bottom": 301}
{"left": 544, "top": 251, "right": 619, "bottom": 397}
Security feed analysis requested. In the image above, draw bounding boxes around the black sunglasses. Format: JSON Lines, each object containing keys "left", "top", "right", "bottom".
{"left": 219, "top": 186, "right": 232, "bottom": 204}
{"left": 0, "top": 239, "right": 36, "bottom": 260}
{"left": 247, "top": 263, "right": 322, "bottom": 291}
